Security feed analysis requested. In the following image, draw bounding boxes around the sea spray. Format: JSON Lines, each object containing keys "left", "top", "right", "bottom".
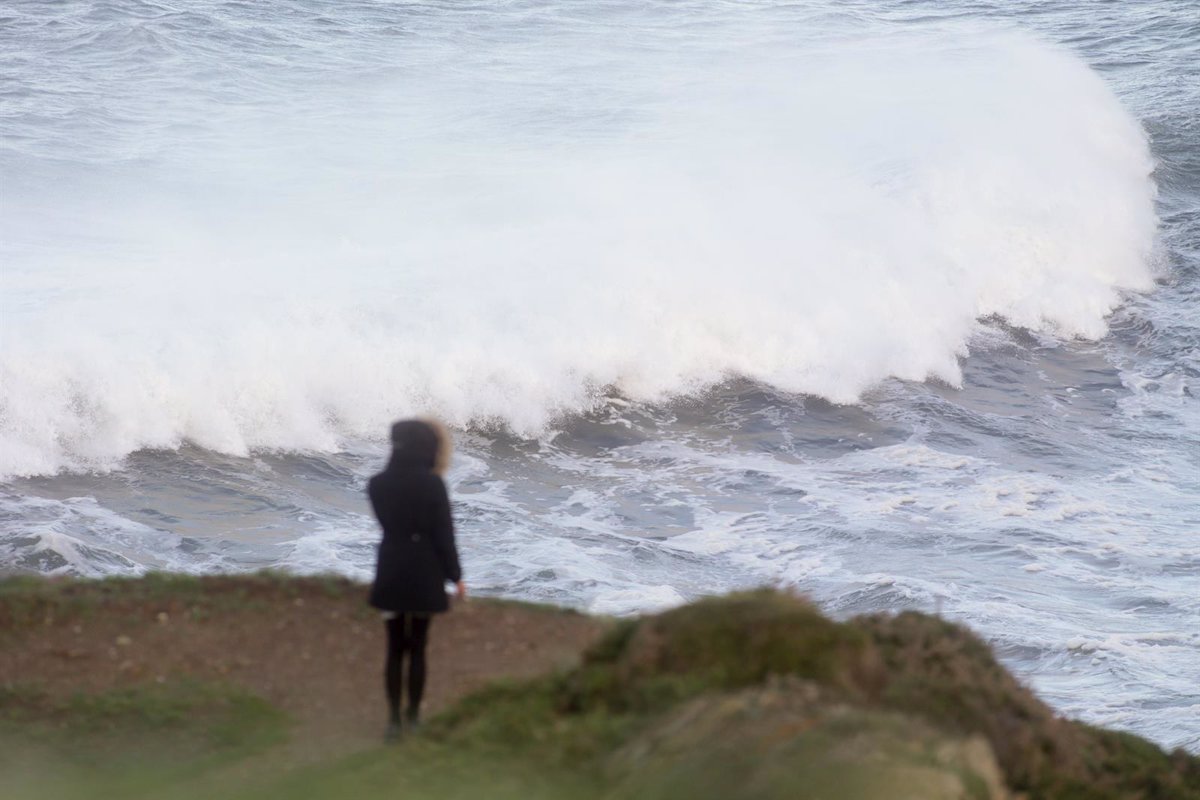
{"left": 0, "top": 25, "right": 1158, "bottom": 477}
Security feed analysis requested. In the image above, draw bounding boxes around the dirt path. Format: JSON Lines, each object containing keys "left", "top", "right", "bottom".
{"left": 0, "top": 577, "right": 608, "bottom": 764}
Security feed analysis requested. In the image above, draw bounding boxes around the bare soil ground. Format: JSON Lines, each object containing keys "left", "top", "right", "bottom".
{"left": 0, "top": 575, "right": 608, "bottom": 765}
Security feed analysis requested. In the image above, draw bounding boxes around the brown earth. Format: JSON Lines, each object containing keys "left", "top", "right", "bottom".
{"left": 0, "top": 575, "right": 608, "bottom": 764}
{"left": 4, "top": 577, "right": 1199, "bottom": 800}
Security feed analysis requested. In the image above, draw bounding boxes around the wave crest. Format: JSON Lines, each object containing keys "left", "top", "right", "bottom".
{"left": 0, "top": 27, "right": 1158, "bottom": 477}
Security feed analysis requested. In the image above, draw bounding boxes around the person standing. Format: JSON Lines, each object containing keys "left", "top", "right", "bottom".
{"left": 367, "top": 418, "right": 465, "bottom": 741}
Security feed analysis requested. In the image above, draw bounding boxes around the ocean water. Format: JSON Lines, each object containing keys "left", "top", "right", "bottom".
{"left": 2, "top": 0, "right": 1197, "bottom": 751}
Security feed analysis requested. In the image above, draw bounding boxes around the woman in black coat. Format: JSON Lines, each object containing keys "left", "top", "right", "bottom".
{"left": 368, "top": 418, "right": 464, "bottom": 739}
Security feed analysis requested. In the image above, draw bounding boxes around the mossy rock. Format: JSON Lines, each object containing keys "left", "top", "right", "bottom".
{"left": 858, "top": 612, "right": 1200, "bottom": 799}
{"left": 607, "top": 679, "right": 1011, "bottom": 800}
{"left": 556, "top": 590, "right": 883, "bottom": 715}
{"left": 440, "top": 590, "right": 1200, "bottom": 800}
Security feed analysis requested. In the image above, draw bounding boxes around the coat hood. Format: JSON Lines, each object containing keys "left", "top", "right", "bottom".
{"left": 389, "top": 418, "right": 451, "bottom": 475}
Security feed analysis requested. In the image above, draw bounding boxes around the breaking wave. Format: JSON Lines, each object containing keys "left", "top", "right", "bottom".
{"left": 0, "top": 21, "right": 1158, "bottom": 477}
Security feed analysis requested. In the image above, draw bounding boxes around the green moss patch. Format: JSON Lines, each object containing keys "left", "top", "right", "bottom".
{"left": 425, "top": 590, "right": 1200, "bottom": 799}
{"left": 0, "top": 679, "right": 286, "bottom": 766}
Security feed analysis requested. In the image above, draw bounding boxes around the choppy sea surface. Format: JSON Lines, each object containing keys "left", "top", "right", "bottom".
{"left": 2, "top": 0, "right": 1198, "bottom": 751}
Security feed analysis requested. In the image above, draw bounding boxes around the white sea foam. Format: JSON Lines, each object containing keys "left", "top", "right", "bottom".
{"left": 589, "top": 586, "right": 687, "bottom": 616}
{"left": 0, "top": 23, "right": 1159, "bottom": 478}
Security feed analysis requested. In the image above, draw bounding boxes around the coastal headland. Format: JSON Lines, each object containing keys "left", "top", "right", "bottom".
{"left": 1, "top": 573, "right": 1195, "bottom": 799}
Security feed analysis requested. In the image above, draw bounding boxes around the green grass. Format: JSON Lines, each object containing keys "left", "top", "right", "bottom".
{"left": 228, "top": 739, "right": 605, "bottom": 800}
{"left": 0, "top": 679, "right": 286, "bottom": 759}
{"left": 0, "top": 679, "right": 288, "bottom": 800}
{"left": 0, "top": 572, "right": 583, "bottom": 636}
{"left": 429, "top": 589, "right": 1200, "bottom": 799}
{"left": 0, "top": 571, "right": 373, "bottom": 634}
{"left": 2, "top": 579, "right": 1197, "bottom": 800}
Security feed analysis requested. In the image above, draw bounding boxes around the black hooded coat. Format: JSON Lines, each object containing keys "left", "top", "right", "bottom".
{"left": 367, "top": 420, "right": 462, "bottom": 613}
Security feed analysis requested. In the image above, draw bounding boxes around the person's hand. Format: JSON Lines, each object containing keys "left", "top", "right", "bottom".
{"left": 455, "top": 580, "right": 467, "bottom": 602}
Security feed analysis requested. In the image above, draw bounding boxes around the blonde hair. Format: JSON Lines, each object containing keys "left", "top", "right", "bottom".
{"left": 420, "top": 417, "right": 453, "bottom": 476}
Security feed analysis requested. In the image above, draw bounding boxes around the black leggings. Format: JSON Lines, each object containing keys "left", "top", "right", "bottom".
{"left": 385, "top": 613, "right": 432, "bottom": 723}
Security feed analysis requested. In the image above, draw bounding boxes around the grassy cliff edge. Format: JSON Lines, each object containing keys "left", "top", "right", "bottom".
{"left": 1, "top": 574, "right": 1196, "bottom": 799}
